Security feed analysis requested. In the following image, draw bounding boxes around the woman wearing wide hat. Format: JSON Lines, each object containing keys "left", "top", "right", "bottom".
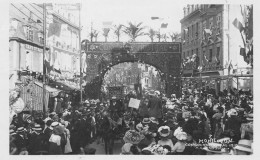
{"left": 157, "top": 126, "right": 174, "bottom": 152}
{"left": 224, "top": 108, "right": 242, "bottom": 143}
{"left": 171, "top": 127, "right": 188, "bottom": 155}
{"left": 121, "top": 130, "right": 143, "bottom": 155}
{"left": 48, "top": 125, "right": 65, "bottom": 155}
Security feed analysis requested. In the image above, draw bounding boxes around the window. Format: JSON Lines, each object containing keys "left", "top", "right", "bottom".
{"left": 196, "top": 48, "right": 199, "bottom": 55}
{"left": 217, "top": 47, "right": 220, "bottom": 57}
{"left": 209, "top": 49, "right": 213, "bottom": 62}
{"left": 216, "top": 47, "right": 220, "bottom": 64}
{"left": 191, "top": 50, "right": 194, "bottom": 56}
{"left": 192, "top": 24, "right": 194, "bottom": 38}
{"left": 209, "top": 17, "right": 214, "bottom": 30}
{"left": 26, "top": 26, "right": 33, "bottom": 42}
{"left": 202, "top": 20, "right": 207, "bottom": 39}
{"left": 187, "top": 27, "right": 190, "bottom": 39}
{"left": 216, "top": 13, "right": 221, "bottom": 34}
{"left": 183, "top": 29, "right": 186, "bottom": 40}
{"left": 196, "top": 22, "right": 199, "bottom": 38}
{"left": 145, "top": 65, "right": 148, "bottom": 72}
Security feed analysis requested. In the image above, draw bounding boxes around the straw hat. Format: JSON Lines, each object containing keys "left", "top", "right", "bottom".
{"left": 246, "top": 113, "right": 253, "bottom": 121}
{"left": 51, "top": 121, "right": 59, "bottom": 127}
{"left": 149, "top": 117, "right": 159, "bottom": 124}
{"left": 111, "top": 96, "right": 117, "bottom": 100}
{"left": 10, "top": 129, "right": 16, "bottom": 136}
{"left": 142, "top": 118, "right": 151, "bottom": 124}
{"left": 234, "top": 139, "right": 253, "bottom": 153}
{"left": 32, "top": 124, "right": 42, "bottom": 131}
{"left": 174, "top": 127, "right": 187, "bottom": 141}
{"left": 17, "top": 127, "right": 25, "bottom": 133}
{"left": 228, "top": 109, "right": 238, "bottom": 117}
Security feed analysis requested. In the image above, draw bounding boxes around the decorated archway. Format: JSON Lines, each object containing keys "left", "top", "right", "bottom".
{"left": 83, "top": 42, "right": 182, "bottom": 99}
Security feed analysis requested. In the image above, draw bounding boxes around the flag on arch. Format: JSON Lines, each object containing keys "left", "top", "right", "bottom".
{"left": 161, "top": 23, "right": 168, "bottom": 28}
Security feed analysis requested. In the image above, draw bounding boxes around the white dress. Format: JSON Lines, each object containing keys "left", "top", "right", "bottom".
{"left": 64, "top": 128, "right": 72, "bottom": 153}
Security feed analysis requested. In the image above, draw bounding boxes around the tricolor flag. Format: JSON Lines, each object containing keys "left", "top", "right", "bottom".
{"left": 161, "top": 23, "right": 168, "bottom": 28}
{"left": 48, "top": 23, "right": 61, "bottom": 37}
{"left": 102, "top": 21, "right": 113, "bottom": 29}
{"left": 232, "top": 18, "right": 244, "bottom": 32}
{"left": 103, "top": 28, "right": 110, "bottom": 35}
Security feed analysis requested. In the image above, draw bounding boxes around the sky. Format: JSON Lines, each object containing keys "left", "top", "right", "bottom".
{"left": 81, "top": 0, "right": 185, "bottom": 42}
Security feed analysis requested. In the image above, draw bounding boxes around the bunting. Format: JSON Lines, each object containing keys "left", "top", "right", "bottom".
{"left": 151, "top": 17, "right": 159, "bottom": 20}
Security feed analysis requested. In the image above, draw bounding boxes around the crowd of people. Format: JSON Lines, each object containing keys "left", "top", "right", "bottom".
{"left": 9, "top": 87, "right": 253, "bottom": 155}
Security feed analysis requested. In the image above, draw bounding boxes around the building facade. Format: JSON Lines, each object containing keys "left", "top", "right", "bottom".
{"left": 180, "top": 4, "right": 253, "bottom": 92}
{"left": 46, "top": 3, "right": 81, "bottom": 80}
{"left": 9, "top": 3, "right": 81, "bottom": 111}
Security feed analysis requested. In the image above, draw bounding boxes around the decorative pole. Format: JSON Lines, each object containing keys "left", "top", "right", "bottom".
{"left": 79, "top": 3, "right": 83, "bottom": 103}
{"left": 42, "top": 3, "right": 46, "bottom": 116}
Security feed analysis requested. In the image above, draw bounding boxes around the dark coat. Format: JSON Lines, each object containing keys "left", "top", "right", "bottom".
{"left": 28, "top": 132, "right": 48, "bottom": 154}
{"left": 148, "top": 97, "right": 162, "bottom": 118}
{"left": 183, "top": 118, "right": 199, "bottom": 136}
{"left": 224, "top": 116, "right": 242, "bottom": 134}
{"left": 13, "top": 134, "right": 27, "bottom": 152}
{"left": 49, "top": 141, "right": 62, "bottom": 155}
{"left": 139, "top": 102, "right": 149, "bottom": 117}
{"left": 43, "top": 127, "right": 52, "bottom": 141}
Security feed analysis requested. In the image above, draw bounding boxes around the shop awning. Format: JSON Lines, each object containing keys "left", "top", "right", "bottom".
{"left": 34, "top": 81, "right": 61, "bottom": 97}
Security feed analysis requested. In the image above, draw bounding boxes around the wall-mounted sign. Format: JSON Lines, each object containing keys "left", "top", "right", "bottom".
{"left": 25, "top": 44, "right": 43, "bottom": 53}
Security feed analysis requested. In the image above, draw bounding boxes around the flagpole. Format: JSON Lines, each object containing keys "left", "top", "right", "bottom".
{"left": 79, "top": 3, "right": 83, "bottom": 103}
{"left": 43, "top": 3, "right": 46, "bottom": 116}
{"left": 228, "top": 4, "right": 230, "bottom": 93}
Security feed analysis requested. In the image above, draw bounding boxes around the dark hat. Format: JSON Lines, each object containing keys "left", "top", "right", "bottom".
{"left": 46, "top": 120, "right": 53, "bottom": 126}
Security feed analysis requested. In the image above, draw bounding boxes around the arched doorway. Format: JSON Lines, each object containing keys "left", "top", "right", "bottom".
{"left": 101, "top": 62, "right": 165, "bottom": 99}
{"left": 83, "top": 42, "right": 182, "bottom": 99}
